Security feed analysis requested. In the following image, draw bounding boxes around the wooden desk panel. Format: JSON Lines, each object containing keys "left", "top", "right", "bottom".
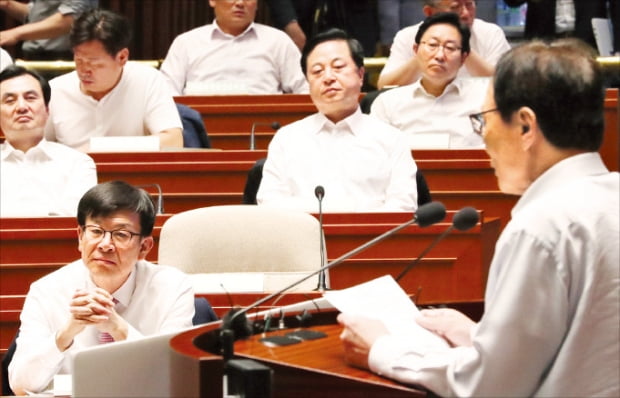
{"left": 175, "top": 94, "right": 317, "bottom": 151}
{"left": 92, "top": 150, "right": 500, "bottom": 192}
{"left": 91, "top": 151, "right": 518, "bottom": 228}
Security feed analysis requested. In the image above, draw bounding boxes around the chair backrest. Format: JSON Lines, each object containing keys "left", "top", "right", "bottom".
{"left": 158, "top": 205, "right": 326, "bottom": 286}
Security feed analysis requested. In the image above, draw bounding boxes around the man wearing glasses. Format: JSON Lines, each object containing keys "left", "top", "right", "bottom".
{"left": 339, "top": 38, "right": 619, "bottom": 396}
{"left": 9, "top": 181, "right": 195, "bottom": 395}
{"left": 378, "top": 0, "right": 511, "bottom": 89}
{"left": 371, "top": 12, "right": 488, "bottom": 148}
{"left": 160, "top": 0, "right": 308, "bottom": 95}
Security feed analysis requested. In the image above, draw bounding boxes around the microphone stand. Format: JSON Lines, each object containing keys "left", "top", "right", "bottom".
{"left": 395, "top": 206, "right": 479, "bottom": 282}
{"left": 137, "top": 183, "right": 164, "bottom": 214}
{"left": 250, "top": 121, "right": 280, "bottom": 150}
{"left": 395, "top": 226, "right": 453, "bottom": 282}
{"left": 314, "top": 186, "right": 328, "bottom": 291}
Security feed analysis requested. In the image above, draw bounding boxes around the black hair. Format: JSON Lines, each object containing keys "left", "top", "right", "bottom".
{"left": 300, "top": 28, "right": 365, "bottom": 75}
{"left": 70, "top": 9, "right": 132, "bottom": 56}
{"left": 0, "top": 65, "right": 51, "bottom": 106}
{"left": 77, "top": 181, "right": 156, "bottom": 236}
{"left": 414, "top": 12, "right": 471, "bottom": 54}
{"left": 494, "top": 38, "right": 605, "bottom": 151}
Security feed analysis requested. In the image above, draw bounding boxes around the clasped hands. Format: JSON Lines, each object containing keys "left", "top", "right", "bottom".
{"left": 56, "top": 288, "right": 126, "bottom": 351}
{"left": 338, "top": 308, "right": 476, "bottom": 370}
{"left": 70, "top": 288, "right": 116, "bottom": 325}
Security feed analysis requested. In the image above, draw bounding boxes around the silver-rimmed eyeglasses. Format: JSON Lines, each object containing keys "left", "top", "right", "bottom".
{"left": 82, "top": 225, "right": 141, "bottom": 246}
{"left": 469, "top": 108, "right": 498, "bottom": 136}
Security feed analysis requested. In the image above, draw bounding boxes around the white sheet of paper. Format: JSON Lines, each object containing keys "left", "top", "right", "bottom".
{"left": 324, "top": 275, "right": 449, "bottom": 349}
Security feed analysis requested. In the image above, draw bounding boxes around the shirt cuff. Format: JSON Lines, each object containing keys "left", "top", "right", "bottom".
{"left": 368, "top": 334, "right": 417, "bottom": 377}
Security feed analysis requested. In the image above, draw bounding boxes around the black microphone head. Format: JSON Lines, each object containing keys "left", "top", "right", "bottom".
{"left": 415, "top": 201, "right": 446, "bottom": 227}
{"left": 271, "top": 121, "right": 281, "bottom": 130}
{"left": 314, "top": 185, "right": 325, "bottom": 200}
{"left": 222, "top": 307, "right": 253, "bottom": 339}
{"left": 453, "top": 207, "right": 479, "bottom": 231}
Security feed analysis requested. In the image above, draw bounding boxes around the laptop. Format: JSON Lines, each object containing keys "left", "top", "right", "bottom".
{"left": 72, "top": 331, "right": 177, "bottom": 397}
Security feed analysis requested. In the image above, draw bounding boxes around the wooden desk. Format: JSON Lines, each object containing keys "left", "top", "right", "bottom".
{"left": 170, "top": 309, "right": 425, "bottom": 397}
{"left": 169, "top": 302, "right": 482, "bottom": 397}
{"left": 89, "top": 149, "right": 520, "bottom": 227}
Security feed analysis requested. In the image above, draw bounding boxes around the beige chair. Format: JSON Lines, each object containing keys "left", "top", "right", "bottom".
{"left": 158, "top": 205, "right": 327, "bottom": 292}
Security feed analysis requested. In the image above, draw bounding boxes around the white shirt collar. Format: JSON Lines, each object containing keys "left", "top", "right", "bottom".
{"left": 313, "top": 107, "right": 363, "bottom": 137}
{"left": 212, "top": 20, "right": 256, "bottom": 39}
{"left": 1, "top": 138, "right": 52, "bottom": 161}
{"left": 412, "top": 77, "right": 463, "bottom": 99}
{"left": 513, "top": 152, "right": 608, "bottom": 216}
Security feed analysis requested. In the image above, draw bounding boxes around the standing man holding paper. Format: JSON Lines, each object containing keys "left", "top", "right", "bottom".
{"left": 338, "top": 38, "right": 619, "bottom": 397}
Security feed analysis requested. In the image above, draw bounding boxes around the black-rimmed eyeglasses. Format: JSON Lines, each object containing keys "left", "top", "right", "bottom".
{"left": 469, "top": 108, "right": 498, "bottom": 136}
{"left": 82, "top": 224, "right": 142, "bottom": 246}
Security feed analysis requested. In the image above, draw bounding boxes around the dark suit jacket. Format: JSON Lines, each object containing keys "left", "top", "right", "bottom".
{"left": 504, "top": 0, "right": 613, "bottom": 50}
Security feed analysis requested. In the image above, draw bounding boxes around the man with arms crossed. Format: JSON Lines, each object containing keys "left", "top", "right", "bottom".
{"left": 339, "top": 39, "right": 619, "bottom": 396}
{"left": 45, "top": 9, "right": 183, "bottom": 151}
{"left": 378, "top": 0, "right": 510, "bottom": 88}
{"left": 257, "top": 28, "right": 418, "bottom": 212}
{"left": 9, "top": 180, "right": 195, "bottom": 395}
{"left": 371, "top": 13, "right": 488, "bottom": 148}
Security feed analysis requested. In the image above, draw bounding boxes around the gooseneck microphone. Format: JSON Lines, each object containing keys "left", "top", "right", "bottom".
{"left": 250, "top": 121, "right": 280, "bottom": 150}
{"left": 395, "top": 206, "right": 480, "bottom": 282}
{"left": 137, "top": 183, "right": 164, "bottom": 214}
{"left": 219, "top": 201, "right": 447, "bottom": 358}
{"left": 314, "top": 185, "right": 328, "bottom": 291}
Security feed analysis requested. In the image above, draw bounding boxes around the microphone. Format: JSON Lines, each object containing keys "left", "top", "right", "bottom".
{"left": 314, "top": 185, "right": 328, "bottom": 291}
{"left": 137, "top": 183, "right": 164, "bottom": 214}
{"left": 395, "top": 206, "right": 479, "bottom": 283}
{"left": 219, "top": 201, "right": 447, "bottom": 357}
{"left": 250, "top": 121, "right": 280, "bottom": 150}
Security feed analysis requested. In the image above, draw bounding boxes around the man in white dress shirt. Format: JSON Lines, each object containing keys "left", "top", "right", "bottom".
{"left": 378, "top": 0, "right": 510, "bottom": 88}
{"left": 0, "top": 65, "right": 97, "bottom": 217}
{"left": 257, "top": 28, "right": 418, "bottom": 212}
{"left": 9, "top": 180, "right": 195, "bottom": 395}
{"left": 338, "top": 39, "right": 619, "bottom": 397}
{"left": 44, "top": 9, "right": 183, "bottom": 152}
{"left": 160, "top": 0, "right": 308, "bottom": 95}
{"left": 371, "top": 13, "right": 488, "bottom": 148}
